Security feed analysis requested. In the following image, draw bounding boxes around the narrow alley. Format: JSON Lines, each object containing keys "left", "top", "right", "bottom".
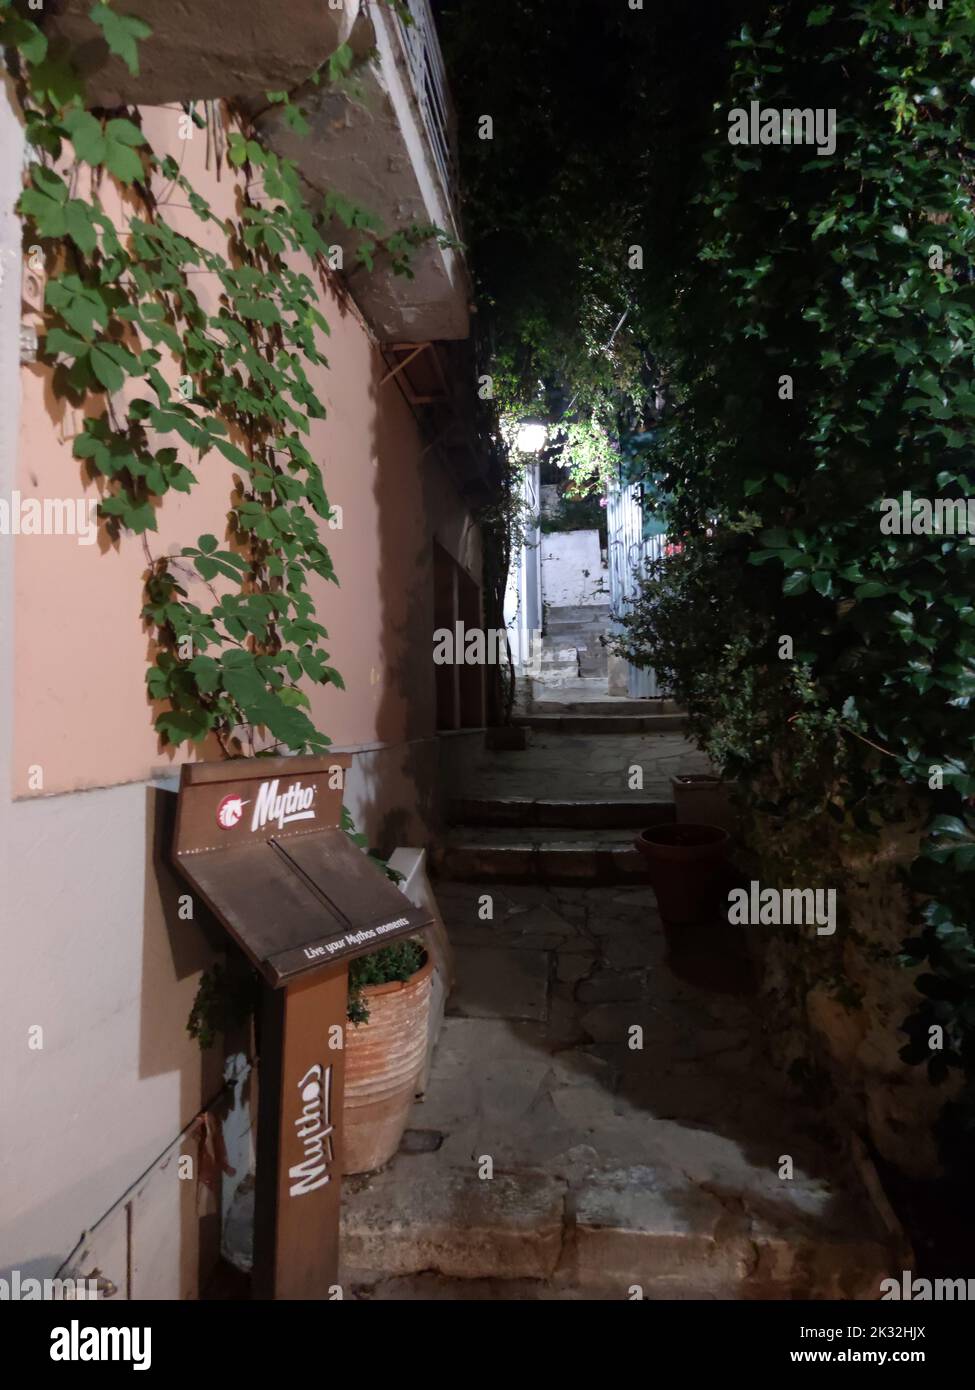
{"left": 4, "top": 0, "right": 969, "bottom": 1347}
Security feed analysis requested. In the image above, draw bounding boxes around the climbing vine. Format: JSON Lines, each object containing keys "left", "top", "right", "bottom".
{"left": 3, "top": 0, "right": 442, "bottom": 757}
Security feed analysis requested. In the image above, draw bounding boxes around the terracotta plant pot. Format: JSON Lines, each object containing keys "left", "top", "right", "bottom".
{"left": 634, "top": 823, "right": 731, "bottom": 926}
{"left": 671, "top": 774, "right": 739, "bottom": 837}
{"left": 342, "top": 953, "right": 433, "bottom": 1175}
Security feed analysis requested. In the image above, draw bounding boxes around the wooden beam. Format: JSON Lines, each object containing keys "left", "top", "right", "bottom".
{"left": 379, "top": 342, "right": 430, "bottom": 388}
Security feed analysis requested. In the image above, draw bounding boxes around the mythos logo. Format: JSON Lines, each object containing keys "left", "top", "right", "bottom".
{"left": 251, "top": 778, "right": 317, "bottom": 833}
{"left": 289, "top": 1063, "right": 335, "bottom": 1197}
{"left": 216, "top": 794, "right": 247, "bottom": 829}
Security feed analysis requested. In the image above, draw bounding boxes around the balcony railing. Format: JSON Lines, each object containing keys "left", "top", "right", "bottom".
{"left": 391, "top": 0, "right": 457, "bottom": 224}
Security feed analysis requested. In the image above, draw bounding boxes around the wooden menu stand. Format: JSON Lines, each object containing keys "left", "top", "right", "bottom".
{"left": 171, "top": 755, "right": 433, "bottom": 1299}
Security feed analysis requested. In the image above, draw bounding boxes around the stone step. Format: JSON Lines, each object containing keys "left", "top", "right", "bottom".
{"left": 515, "top": 713, "right": 688, "bottom": 735}
{"left": 531, "top": 698, "right": 681, "bottom": 716}
{"left": 531, "top": 673, "right": 586, "bottom": 689}
{"left": 433, "top": 828, "right": 650, "bottom": 883}
{"left": 448, "top": 797, "right": 675, "bottom": 829}
{"left": 340, "top": 1146, "right": 895, "bottom": 1302}
{"left": 544, "top": 604, "right": 612, "bottom": 624}
{"left": 541, "top": 624, "right": 605, "bottom": 638}
{"left": 544, "top": 629, "right": 607, "bottom": 644}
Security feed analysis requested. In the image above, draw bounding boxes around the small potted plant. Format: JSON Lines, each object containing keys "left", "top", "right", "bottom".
{"left": 342, "top": 938, "right": 433, "bottom": 1175}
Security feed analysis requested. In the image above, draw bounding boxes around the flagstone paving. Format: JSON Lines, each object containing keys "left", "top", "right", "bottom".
{"left": 340, "top": 880, "right": 899, "bottom": 1299}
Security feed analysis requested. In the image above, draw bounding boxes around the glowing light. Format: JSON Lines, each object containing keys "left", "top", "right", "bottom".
{"left": 515, "top": 423, "right": 547, "bottom": 454}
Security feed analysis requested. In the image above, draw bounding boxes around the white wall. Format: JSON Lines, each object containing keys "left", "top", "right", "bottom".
{"left": 503, "top": 461, "right": 541, "bottom": 667}
{"left": 0, "top": 781, "right": 224, "bottom": 1281}
{"left": 540, "top": 529, "right": 607, "bottom": 608}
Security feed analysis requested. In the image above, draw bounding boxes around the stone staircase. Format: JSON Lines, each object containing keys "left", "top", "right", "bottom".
{"left": 435, "top": 698, "right": 692, "bottom": 884}
{"left": 338, "top": 709, "right": 905, "bottom": 1298}
{"left": 537, "top": 604, "right": 612, "bottom": 683}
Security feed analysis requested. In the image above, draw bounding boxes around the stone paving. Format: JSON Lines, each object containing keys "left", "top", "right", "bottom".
{"left": 341, "top": 880, "right": 896, "bottom": 1299}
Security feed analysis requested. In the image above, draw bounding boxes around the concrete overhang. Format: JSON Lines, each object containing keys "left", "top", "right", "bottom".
{"left": 45, "top": 0, "right": 470, "bottom": 344}
{"left": 44, "top": 0, "right": 361, "bottom": 106}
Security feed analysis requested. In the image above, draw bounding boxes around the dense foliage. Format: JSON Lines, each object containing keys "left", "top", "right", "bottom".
{"left": 438, "top": 0, "right": 738, "bottom": 493}
{"left": 616, "top": 1, "right": 975, "bottom": 1168}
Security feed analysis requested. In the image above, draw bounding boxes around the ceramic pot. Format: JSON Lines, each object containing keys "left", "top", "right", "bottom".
{"left": 342, "top": 953, "right": 433, "bottom": 1175}
{"left": 634, "top": 822, "right": 731, "bottom": 925}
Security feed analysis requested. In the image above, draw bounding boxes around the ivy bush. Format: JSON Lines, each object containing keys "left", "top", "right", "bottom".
{"left": 623, "top": 2, "right": 975, "bottom": 1170}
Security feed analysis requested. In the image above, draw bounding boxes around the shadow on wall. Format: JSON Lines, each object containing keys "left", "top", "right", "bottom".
{"left": 339, "top": 318, "right": 480, "bottom": 858}
{"left": 138, "top": 785, "right": 225, "bottom": 1295}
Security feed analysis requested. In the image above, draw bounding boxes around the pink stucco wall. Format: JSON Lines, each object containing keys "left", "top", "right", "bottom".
{"left": 13, "top": 105, "right": 479, "bottom": 798}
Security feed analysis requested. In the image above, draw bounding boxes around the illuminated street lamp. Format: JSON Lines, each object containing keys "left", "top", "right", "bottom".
{"left": 514, "top": 421, "right": 548, "bottom": 454}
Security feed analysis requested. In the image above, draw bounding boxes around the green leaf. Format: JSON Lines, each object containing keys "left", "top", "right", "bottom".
{"left": 90, "top": 344, "right": 126, "bottom": 392}
{"left": 90, "top": 2, "right": 152, "bottom": 76}
{"left": 64, "top": 199, "right": 99, "bottom": 253}
{"left": 237, "top": 297, "right": 280, "bottom": 325}
{"left": 19, "top": 188, "right": 65, "bottom": 236}
{"left": 187, "top": 655, "right": 221, "bottom": 694}
{"left": 28, "top": 53, "right": 85, "bottom": 107}
{"left": 31, "top": 165, "right": 69, "bottom": 203}
{"left": 0, "top": 12, "right": 48, "bottom": 65}
{"left": 45, "top": 327, "right": 88, "bottom": 357}
{"left": 63, "top": 109, "right": 107, "bottom": 165}
{"left": 156, "top": 709, "right": 211, "bottom": 746}
{"left": 929, "top": 816, "right": 971, "bottom": 840}
{"left": 105, "top": 116, "right": 146, "bottom": 147}
{"left": 278, "top": 685, "right": 311, "bottom": 710}
{"left": 103, "top": 137, "right": 144, "bottom": 185}
{"left": 214, "top": 438, "right": 253, "bottom": 470}
{"left": 328, "top": 42, "right": 355, "bottom": 83}
{"left": 100, "top": 493, "right": 156, "bottom": 532}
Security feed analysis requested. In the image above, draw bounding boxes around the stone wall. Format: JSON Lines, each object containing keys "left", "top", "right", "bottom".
{"left": 741, "top": 797, "right": 954, "bottom": 1179}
